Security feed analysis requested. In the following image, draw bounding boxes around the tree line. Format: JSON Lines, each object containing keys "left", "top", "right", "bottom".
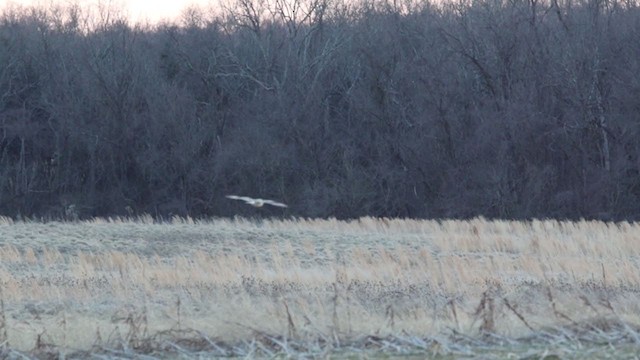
{"left": 1, "top": 0, "right": 639, "bottom": 220}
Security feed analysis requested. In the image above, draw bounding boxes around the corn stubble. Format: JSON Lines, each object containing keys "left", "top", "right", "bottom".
{"left": 0, "top": 216, "right": 638, "bottom": 358}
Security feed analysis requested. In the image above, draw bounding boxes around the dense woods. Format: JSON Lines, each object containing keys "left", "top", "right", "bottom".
{"left": 0, "top": 0, "right": 639, "bottom": 220}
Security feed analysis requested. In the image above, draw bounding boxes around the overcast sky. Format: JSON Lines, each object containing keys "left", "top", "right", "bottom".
{"left": 1, "top": 0, "right": 215, "bottom": 23}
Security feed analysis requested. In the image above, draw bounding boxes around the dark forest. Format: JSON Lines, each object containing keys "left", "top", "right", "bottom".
{"left": 1, "top": 0, "right": 639, "bottom": 220}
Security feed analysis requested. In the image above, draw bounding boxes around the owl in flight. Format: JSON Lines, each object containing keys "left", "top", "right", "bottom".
{"left": 225, "top": 195, "right": 288, "bottom": 208}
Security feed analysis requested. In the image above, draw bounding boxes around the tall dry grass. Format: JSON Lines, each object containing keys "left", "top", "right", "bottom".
{"left": 0, "top": 216, "right": 638, "bottom": 357}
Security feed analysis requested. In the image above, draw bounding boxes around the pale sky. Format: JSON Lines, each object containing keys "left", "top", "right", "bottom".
{"left": 1, "top": 0, "right": 216, "bottom": 24}
{"left": 125, "top": 0, "right": 216, "bottom": 23}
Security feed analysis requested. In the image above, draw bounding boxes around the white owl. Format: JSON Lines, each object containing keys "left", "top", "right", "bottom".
{"left": 225, "top": 195, "right": 288, "bottom": 208}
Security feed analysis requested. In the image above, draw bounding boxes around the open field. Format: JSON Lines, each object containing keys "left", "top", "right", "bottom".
{"left": 0, "top": 216, "right": 638, "bottom": 358}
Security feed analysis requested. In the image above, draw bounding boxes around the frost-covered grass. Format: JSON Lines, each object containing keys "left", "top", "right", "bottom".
{"left": 0, "top": 216, "right": 638, "bottom": 358}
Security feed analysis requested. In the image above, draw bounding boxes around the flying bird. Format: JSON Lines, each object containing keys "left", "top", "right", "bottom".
{"left": 225, "top": 195, "right": 288, "bottom": 208}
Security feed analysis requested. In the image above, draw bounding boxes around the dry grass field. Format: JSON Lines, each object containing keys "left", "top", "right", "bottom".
{"left": 0, "top": 216, "right": 638, "bottom": 358}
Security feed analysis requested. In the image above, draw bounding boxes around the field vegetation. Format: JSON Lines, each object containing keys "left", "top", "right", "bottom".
{"left": 0, "top": 216, "right": 638, "bottom": 358}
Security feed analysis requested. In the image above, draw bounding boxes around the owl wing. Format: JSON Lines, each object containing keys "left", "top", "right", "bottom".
{"left": 226, "top": 195, "right": 256, "bottom": 204}
{"left": 262, "top": 199, "right": 288, "bottom": 208}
